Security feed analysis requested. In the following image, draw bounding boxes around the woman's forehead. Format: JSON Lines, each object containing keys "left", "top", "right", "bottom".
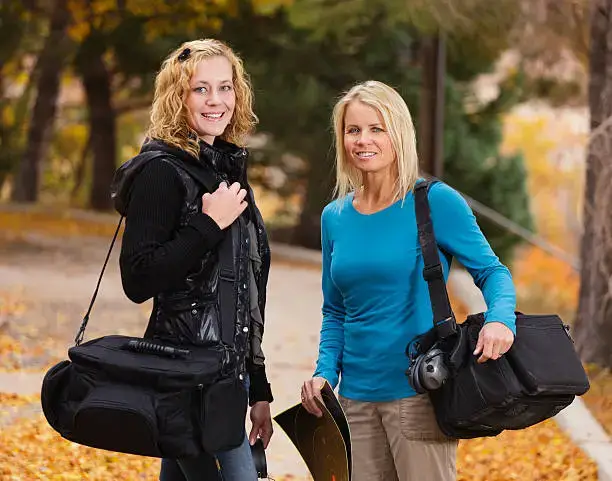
{"left": 344, "top": 101, "right": 384, "bottom": 124}
{"left": 190, "top": 56, "right": 233, "bottom": 84}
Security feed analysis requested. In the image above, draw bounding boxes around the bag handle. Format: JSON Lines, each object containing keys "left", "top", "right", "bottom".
{"left": 413, "top": 180, "right": 457, "bottom": 340}
{"left": 74, "top": 152, "right": 238, "bottom": 348}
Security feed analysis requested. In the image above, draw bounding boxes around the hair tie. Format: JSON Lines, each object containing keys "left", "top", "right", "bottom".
{"left": 178, "top": 48, "right": 191, "bottom": 62}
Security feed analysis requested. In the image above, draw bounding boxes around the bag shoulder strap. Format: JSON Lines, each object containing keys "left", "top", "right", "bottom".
{"left": 75, "top": 151, "right": 238, "bottom": 347}
{"left": 414, "top": 180, "right": 457, "bottom": 340}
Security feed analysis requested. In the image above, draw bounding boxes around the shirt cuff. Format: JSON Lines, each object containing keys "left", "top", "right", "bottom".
{"left": 484, "top": 312, "right": 517, "bottom": 336}
{"left": 313, "top": 368, "right": 339, "bottom": 391}
{"left": 187, "top": 213, "right": 224, "bottom": 245}
{"left": 248, "top": 365, "right": 274, "bottom": 406}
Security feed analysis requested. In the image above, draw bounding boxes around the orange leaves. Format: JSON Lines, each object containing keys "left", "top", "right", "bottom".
{"left": 0, "top": 210, "right": 120, "bottom": 240}
{"left": 0, "top": 290, "right": 25, "bottom": 321}
{"left": 0, "top": 392, "right": 39, "bottom": 409}
{"left": 65, "top": 0, "right": 294, "bottom": 42}
{"left": 0, "top": 411, "right": 598, "bottom": 480}
{"left": 0, "top": 413, "right": 310, "bottom": 480}
{"left": 512, "top": 246, "right": 579, "bottom": 321}
{"left": 0, "top": 415, "right": 161, "bottom": 480}
{"left": 457, "top": 420, "right": 597, "bottom": 480}
{"left": 582, "top": 365, "right": 612, "bottom": 437}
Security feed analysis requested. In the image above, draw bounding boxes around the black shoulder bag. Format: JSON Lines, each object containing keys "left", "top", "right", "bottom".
{"left": 406, "top": 180, "right": 590, "bottom": 439}
{"left": 41, "top": 152, "right": 248, "bottom": 458}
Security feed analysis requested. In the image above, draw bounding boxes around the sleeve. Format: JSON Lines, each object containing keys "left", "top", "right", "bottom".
{"left": 119, "top": 160, "right": 224, "bottom": 303}
{"left": 429, "top": 182, "right": 517, "bottom": 334}
{"left": 247, "top": 365, "right": 274, "bottom": 406}
{"left": 312, "top": 206, "right": 346, "bottom": 388}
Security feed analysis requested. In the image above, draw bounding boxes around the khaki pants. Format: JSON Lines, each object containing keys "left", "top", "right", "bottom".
{"left": 339, "top": 394, "right": 457, "bottom": 481}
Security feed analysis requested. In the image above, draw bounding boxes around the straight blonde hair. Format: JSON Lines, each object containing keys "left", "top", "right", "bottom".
{"left": 147, "top": 39, "right": 257, "bottom": 158}
{"left": 331, "top": 80, "right": 420, "bottom": 202}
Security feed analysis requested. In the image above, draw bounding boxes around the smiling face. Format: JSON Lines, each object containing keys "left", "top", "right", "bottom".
{"left": 185, "top": 55, "right": 236, "bottom": 145}
{"left": 343, "top": 100, "right": 396, "bottom": 176}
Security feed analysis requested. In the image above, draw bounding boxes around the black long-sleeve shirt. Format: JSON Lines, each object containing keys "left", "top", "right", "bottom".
{"left": 119, "top": 160, "right": 273, "bottom": 404}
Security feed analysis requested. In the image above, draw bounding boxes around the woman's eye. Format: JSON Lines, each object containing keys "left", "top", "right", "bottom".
{"left": 346, "top": 127, "right": 359, "bottom": 134}
{"left": 220, "top": 85, "right": 233, "bottom": 92}
{"left": 194, "top": 87, "right": 207, "bottom": 94}
{"left": 372, "top": 127, "right": 383, "bottom": 133}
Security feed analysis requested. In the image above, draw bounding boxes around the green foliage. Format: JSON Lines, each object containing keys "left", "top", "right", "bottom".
{"left": 0, "top": 1, "right": 46, "bottom": 185}
{"left": 217, "top": 5, "right": 533, "bottom": 259}
{"left": 442, "top": 83, "right": 533, "bottom": 263}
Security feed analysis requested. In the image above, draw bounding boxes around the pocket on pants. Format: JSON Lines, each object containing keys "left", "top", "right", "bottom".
{"left": 399, "top": 394, "right": 449, "bottom": 442}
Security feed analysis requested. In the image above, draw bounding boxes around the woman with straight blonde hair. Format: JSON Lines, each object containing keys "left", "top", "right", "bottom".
{"left": 301, "top": 80, "right": 516, "bottom": 480}
{"left": 116, "top": 39, "right": 273, "bottom": 481}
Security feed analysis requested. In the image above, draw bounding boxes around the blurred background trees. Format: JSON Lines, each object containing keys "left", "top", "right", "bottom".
{"left": 1, "top": 1, "right": 604, "bottom": 353}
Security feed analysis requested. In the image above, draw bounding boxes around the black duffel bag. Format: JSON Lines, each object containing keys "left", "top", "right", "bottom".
{"left": 41, "top": 153, "right": 248, "bottom": 458}
{"left": 406, "top": 181, "right": 590, "bottom": 439}
{"left": 41, "top": 335, "right": 246, "bottom": 458}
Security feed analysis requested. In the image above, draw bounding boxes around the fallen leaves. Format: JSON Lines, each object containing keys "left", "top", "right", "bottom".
{"left": 582, "top": 364, "right": 612, "bottom": 437}
{"left": 457, "top": 420, "right": 597, "bottom": 480}
{"left": 0, "top": 413, "right": 308, "bottom": 481}
{"left": 0, "top": 411, "right": 598, "bottom": 481}
{"left": 0, "top": 291, "right": 26, "bottom": 329}
{"left": 0, "top": 415, "right": 160, "bottom": 480}
{"left": 0, "top": 210, "right": 120, "bottom": 240}
{"left": 0, "top": 333, "right": 62, "bottom": 372}
{"left": 0, "top": 392, "right": 40, "bottom": 409}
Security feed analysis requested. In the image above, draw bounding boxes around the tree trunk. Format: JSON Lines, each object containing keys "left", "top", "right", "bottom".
{"left": 292, "top": 143, "right": 335, "bottom": 249}
{"left": 76, "top": 34, "right": 116, "bottom": 211}
{"left": 418, "top": 35, "right": 446, "bottom": 179}
{"left": 573, "top": 0, "right": 612, "bottom": 367}
{"left": 12, "top": 0, "right": 70, "bottom": 202}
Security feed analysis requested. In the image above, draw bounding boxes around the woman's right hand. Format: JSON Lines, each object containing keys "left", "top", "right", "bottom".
{"left": 301, "top": 376, "right": 327, "bottom": 418}
{"left": 201, "top": 182, "right": 248, "bottom": 230}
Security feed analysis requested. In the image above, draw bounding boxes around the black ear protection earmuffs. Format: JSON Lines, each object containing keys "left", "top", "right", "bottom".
{"left": 406, "top": 346, "right": 449, "bottom": 394}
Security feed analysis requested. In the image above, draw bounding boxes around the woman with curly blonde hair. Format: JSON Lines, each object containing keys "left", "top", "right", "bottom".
{"left": 116, "top": 39, "right": 274, "bottom": 481}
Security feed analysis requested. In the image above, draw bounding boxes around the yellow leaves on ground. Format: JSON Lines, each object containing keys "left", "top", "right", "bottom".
{"left": 0, "top": 413, "right": 301, "bottom": 481}
{"left": 0, "top": 415, "right": 161, "bottom": 481}
{"left": 0, "top": 392, "right": 40, "bottom": 409}
{"left": 0, "top": 334, "right": 26, "bottom": 371}
{"left": 0, "top": 333, "right": 61, "bottom": 372}
{"left": 457, "top": 420, "right": 597, "bottom": 480}
{"left": 0, "top": 411, "right": 597, "bottom": 480}
{"left": 0, "top": 210, "right": 120, "bottom": 240}
{"left": 582, "top": 365, "right": 612, "bottom": 437}
{"left": 0, "top": 291, "right": 25, "bottom": 320}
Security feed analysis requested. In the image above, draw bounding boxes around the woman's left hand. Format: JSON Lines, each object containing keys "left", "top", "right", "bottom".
{"left": 249, "top": 401, "right": 273, "bottom": 448}
{"left": 473, "top": 322, "right": 515, "bottom": 363}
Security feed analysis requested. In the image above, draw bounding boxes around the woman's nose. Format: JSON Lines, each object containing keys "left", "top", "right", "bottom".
{"left": 356, "top": 132, "right": 371, "bottom": 145}
{"left": 205, "top": 91, "right": 221, "bottom": 105}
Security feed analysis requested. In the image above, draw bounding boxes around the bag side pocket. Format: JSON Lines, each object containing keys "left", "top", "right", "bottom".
{"left": 41, "top": 360, "right": 72, "bottom": 435}
{"left": 72, "top": 383, "right": 162, "bottom": 457}
{"left": 200, "top": 376, "right": 247, "bottom": 453}
{"left": 156, "top": 389, "right": 201, "bottom": 458}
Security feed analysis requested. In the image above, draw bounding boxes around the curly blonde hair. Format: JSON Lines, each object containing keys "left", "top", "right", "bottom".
{"left": 147, "top": 39, "right": 257, "bottom": 158}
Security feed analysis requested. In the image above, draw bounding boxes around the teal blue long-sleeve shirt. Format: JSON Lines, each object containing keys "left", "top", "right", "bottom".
{"left": 313, "top": 180, "right": 516, "bottom": 402}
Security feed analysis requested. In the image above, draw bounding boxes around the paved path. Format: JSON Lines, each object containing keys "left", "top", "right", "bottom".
{"left": 0, "top": 233, "right": 319, "bottom": 479}
{"left": 4, "top": 231, "right": 612, "bottom": 480}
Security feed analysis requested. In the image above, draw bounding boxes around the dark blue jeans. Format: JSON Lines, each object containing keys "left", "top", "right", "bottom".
{"left": 159, "top": 434, "right": 258, "bottom": 481}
